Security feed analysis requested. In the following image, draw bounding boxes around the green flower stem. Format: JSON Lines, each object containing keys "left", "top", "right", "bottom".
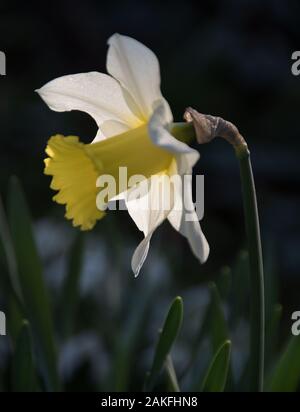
{"left": 235, "top": 144, "right": 265, "bottom": 392}
{"left": 171, "top": 122, "right": 196, "bottom": 145}
{"left": 172, "top": 119, "right": 265, "bottom": 391}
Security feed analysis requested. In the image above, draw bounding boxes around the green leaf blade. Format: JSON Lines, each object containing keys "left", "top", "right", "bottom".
{"left": 209, "top": 282, "right": 229, "bottom": 352}
{"left": 267, "top": 337, "right": 300, "bottom": 392}
{"left": 146, "top": 296, "right": 183, "bottom": 390}
{"left": 8, "top": 177, "right": 59, "bottom": 391}
{"left": 12, "top": 320, "right": 38, "bottom": 392}
{"left": 58, "top": 232, "right": 84, "bottom": 338}
{"left": 201, "top": 340, "right": 231, "bottom": 392}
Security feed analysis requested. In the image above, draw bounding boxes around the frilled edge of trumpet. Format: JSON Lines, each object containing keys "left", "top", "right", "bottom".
{"left": 44, "top": 135, "right": 105, "bottom": 230}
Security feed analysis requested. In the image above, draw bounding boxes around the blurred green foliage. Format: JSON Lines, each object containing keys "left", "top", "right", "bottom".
{"left": 0, "top": 177, "right": 299, "bottom": 392}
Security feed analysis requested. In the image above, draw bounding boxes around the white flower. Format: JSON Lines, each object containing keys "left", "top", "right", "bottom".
{"left": 37, "top": 33, "right": 209, "bottom": 276}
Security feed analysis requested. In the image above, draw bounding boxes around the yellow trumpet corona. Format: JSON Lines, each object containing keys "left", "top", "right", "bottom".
{"left": 44, "top": 124, "right": 174, "bottom": 230}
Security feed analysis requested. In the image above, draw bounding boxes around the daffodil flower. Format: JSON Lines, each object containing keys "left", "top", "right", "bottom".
{"left": 37, "top": 34, "right": 209, "bottom": 276}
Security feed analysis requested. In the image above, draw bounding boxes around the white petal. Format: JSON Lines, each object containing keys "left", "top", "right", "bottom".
{"left": 149, "top": 102, "right": 199, "bottom": 172}
{"left": 96, "top": 120, "right": 131, "bottom": 141}
{"left": 125, "top": 172, "right": 175, "bottom": 276}
{"left": 36, "top": 72, "right": 141, "bottom": 140}
{"left": 167, "top": 170, "right": 209, "bottom": 263}
{"left": 131, "top": 234, "right": 151, "bottom": 278}
{"left": 107, "top": 34, "right": 172, "bottom": 121}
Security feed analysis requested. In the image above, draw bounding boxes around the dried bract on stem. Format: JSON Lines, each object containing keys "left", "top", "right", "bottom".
{"left": 184, "top": 107, "right": 247, "bottom": 149}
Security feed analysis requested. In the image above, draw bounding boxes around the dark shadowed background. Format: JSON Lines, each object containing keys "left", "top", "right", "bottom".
{"left": 0, "top": 0, "right": 299, "bottom": 391}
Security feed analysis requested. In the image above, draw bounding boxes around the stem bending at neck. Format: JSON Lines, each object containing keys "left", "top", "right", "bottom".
{"left": 184, "top": 107, "right": 265, "bottom": 392}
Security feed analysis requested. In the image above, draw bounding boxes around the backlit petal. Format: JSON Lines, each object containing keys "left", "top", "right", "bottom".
{"left": 36, "top": 72, "right": 141, "bottom": 140}
{"left": 167, "top": 172, "right": 209, "bottom": 263}
{"left": 107, "top": 33, "right": 172, "bottom": 122}
{"left": 148, "top": 102, "right": 199, "bottom": 172}
{"left": 126, "top": 162, "right": 177, "bottom": 276}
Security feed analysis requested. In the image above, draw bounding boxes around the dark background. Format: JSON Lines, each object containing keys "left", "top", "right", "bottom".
{"left": 0, "top": 0, "right": 300, "bottom": 391}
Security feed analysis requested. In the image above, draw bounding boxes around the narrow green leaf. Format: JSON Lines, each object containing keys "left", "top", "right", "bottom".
{"left": 58, "top": 232, "right": 84, "bottom": 338}
{"left": 0, "top": 195, "right": 23, "bottom": 304}
{"left": 183, "top": 282, "right": 230, "bottom": 388}
{"left": 181, "top": 291, "right": 211, "bottom": 380}
{"left": 209, "top": 282, "right": 229, "bottom": 352}
{"left": 201, "top": 340, "right": 231, "bottom": 392}
{"left": 165, "top": 355, "right": 180, "bottom": 392}
{"left": 8, "top": 177, "right": 59, "bottom": 391}
{"left": 146, "top": 296, "right": 183, "bottom": 390}
{"left": 208, "top": 283, "right": 235, "bottom": 391}
{"left": 267, "top": 337, "right": 300, "bottom": 392}
{"left": 0, "top": 195, "right": 24, "bottom": 346}
{"left": 113, "top": 282, "right": 156, "bottom": 391}
{"left": 8, "top": 295, "right": 23, "bottom": 344}
{"left": 12, "top": 320, "right": 38, "bottom": 392}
